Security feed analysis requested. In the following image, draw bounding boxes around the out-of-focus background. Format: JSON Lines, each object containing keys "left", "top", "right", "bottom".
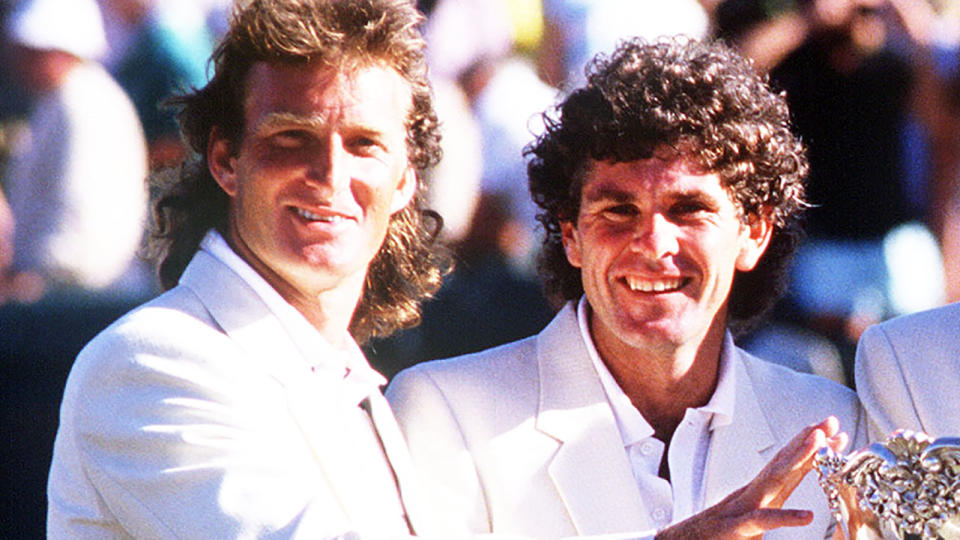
{"left": 3, "top": 0, "right": 960, "bottom": 536}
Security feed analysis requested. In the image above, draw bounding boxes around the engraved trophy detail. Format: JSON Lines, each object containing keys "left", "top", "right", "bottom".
{"left": 815, "top": 430, "right": 960, "bottom": 540}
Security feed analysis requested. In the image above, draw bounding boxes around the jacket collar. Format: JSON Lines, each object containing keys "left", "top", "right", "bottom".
{"left": 533, "top": 302, "right": 778, "bottom": 532}
{"left": 178, "top": 250, "right": 424, "bottom": 532}
{"left": 534, "top": 302, "right": 654, "bottom": 534}
{"left": 702, "top": 337, "right": 777, "bottom": 506}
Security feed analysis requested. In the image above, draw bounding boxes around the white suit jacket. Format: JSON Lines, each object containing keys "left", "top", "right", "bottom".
{"left": 855, "top": 301, "right": 960, "bottom": 441}
{"left": 387, "top": 303, "right": 864, "bottom": 539}
{"left": 47, "top": 249, "right": 451, "bottom": 539}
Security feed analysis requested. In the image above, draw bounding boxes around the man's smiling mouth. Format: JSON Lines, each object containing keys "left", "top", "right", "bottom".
{"left": 624, "top": 277, "right": 687, "bottom": 293}
{"left": 293, "top": 207, "right": 348, "bottom": 224}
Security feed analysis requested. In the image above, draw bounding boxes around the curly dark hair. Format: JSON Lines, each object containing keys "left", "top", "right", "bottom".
{"left": 146, "top": 0, "right": 448, "bottom": 343}
{"left": 526, "top": 37, "right": 808, "bottom": 334}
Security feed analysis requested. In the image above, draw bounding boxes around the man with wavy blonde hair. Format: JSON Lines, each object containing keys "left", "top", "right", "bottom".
{"left": 47, "top": 1, "right": 455, "bottom": 537}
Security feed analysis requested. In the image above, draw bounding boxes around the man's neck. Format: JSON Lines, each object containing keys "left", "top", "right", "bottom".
{"left": 217, "top": 230, "right": 361, "bottom": 351}
{"left": 285, "top": 287, "right": 358, "bottom": 351}
{"left": 599, "top": 325, "right": 725, "bottom": 444}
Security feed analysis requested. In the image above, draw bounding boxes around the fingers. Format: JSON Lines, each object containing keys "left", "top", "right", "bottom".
{"left": 657, "top": 504, "right": 816, "bottom": 539}
{"left": 827, "top": 430, "right": 849, "bottom": 454}
{"left": 735, "top": 508, "right": 814, "bottom": 537}
{"left": 756, "top": 417, "right": 848, "bottom": 508}
{"left": 655, "top": 506, "right": 814, "bottom": 540}
{"left": 660, "top": 417, "right": 850, "bottom": 540}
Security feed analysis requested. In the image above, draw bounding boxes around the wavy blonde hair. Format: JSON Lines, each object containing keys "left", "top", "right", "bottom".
{"left": 148, "top": 0, "right": 449, "bottom": 343}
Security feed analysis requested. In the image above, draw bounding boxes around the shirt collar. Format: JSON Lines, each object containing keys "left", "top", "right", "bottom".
{"left": 703, "top": 332, "right": 736, "bottom": 428}
{"left": 576, "top": 296, "right": 735, "bottom": 445}
{"left": 578, "top": 297, "right": 655, "bottom": 446}
{"left": 198, "top": 230, "right": 387, "bottom": 394}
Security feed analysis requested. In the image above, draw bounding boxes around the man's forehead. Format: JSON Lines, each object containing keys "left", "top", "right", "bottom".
{"left": 583, "top": 157, "right": 721, "bottom": 193}
{"left": 243, "top": 60, "right": 413, "bottom": 126}
{"left": 246, "top": 60, "right": 408, "bottom": 96}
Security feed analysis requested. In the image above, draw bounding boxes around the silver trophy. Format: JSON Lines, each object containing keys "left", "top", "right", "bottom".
{"left": 815, "top": 430, "right": 960, "bottom": 540}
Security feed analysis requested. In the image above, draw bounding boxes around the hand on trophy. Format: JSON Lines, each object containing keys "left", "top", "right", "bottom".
{"left": 656, "top": 416, "right": 850, "bottom": 540}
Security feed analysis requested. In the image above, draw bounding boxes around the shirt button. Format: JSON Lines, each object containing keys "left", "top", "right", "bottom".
{"left": 640, "top": 441, "right": 656, "bottom": 455}
{"left": 652, "top": 508, "right": 668, "bottom": 523}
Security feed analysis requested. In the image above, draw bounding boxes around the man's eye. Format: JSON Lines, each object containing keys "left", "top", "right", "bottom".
{"left": 348, "top": 136, "right": 380, "bottom": 152}
{"left": 602, "top": 204, "right": 637, "bottom": 219}
{"left": 671, "top": 202, "right": 710, "bottom": 215}
{"left": 272, "top": 131, "right": 309, "bottom": 148}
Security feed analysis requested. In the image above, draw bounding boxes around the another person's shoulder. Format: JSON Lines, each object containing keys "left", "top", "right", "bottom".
{"left": 861, "top": 301, "right": 960, "bottom": 344}
{"left": 389, "top": 332, "right": 539, "bottom": 397}
{"left": 740, "top": 346, "right": 854, "bottom": 395}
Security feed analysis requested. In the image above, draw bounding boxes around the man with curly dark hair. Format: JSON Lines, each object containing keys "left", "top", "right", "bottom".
{"left": 47, "top": 0, "right": 457, "bottom": 537}
{"left": 388, "top": 37, "right": 865, "bottom": 539}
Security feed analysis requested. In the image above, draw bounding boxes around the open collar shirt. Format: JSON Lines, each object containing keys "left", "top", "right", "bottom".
{"left": 200, "top": 230, "right": 410, "bottom": 535}
{"left": 577, "top": 296, "right": 736, "bottom": 529}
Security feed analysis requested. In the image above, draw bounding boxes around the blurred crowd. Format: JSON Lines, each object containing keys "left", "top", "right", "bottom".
{"left": 2, "top": 0, "right": 960, "bottom": 377}
{"left": 3, "top": 0, "right": 960, "bottom": 536}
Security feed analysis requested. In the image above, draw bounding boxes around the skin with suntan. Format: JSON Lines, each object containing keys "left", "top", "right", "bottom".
{"left": 208, "top": 62, "right": 417, "bottom": 348}
{"left": 560, "top": 153, "right": 850, "bottom": 538}
{"left": 562, "top": 154, "right": 772, "bottom": 442}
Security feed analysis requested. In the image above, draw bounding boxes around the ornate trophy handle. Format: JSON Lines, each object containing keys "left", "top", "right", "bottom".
{"left": 815, "top": 431, "right": 960, "bottom": 540}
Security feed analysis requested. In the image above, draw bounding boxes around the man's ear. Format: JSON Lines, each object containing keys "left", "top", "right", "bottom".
{"left": 736, "top": 212, "right": 774, "bottom": 272}
{"left": 390, "top": 166, "right": 417, "bottom": 214}
{"left": 207, "top": 128, "right": 238, "bottom": 197}
{"left": 560, "top": 220, "right": 583, "bottom": 268}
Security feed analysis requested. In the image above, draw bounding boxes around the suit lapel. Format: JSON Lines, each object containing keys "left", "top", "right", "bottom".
{"left": 363, "top": 391, "right": 465, "bottom": 538}
{"left": 179, "top": 252, "right": 367, "bottom": 524}
{"left": 702, "top": 348, "right": 777, "bottom": 507}
{"left": 534, "top": 304, "right": 653, "bottom": 534}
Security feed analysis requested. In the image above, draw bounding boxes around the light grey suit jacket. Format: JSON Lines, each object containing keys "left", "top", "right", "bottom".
{"left": 855, "top": 301, "right": 960, "bottom": 441}
{"left": 47, "top": 249, "right": 448, "bottom": 539}
{"left": 387, "top": 303, "right": 864, "bottom": 539}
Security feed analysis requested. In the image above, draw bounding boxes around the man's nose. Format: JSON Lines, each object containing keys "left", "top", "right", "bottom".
{"left": 306, "top": 135, "right": 350, "bottom": 190}
{"left": 630, "top": 213, "right": 679, "bottom": 259}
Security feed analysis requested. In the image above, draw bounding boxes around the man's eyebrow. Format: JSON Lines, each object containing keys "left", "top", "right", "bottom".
{"left": 252, "top": 112, "right": 326, "bottom": 136}
{"left": 583, "top": 185, "right": 634, "bottom": 203}
{"left": 671, "top": 189, "right": 725, "bottom": 207}
{"left": 253, "top": 111, "right": 386, "bottom": 137}
{"left": 672, "top": 189, "right": 715, "bottom": 201}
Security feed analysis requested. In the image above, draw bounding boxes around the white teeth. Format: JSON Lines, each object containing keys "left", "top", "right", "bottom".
{"left": 626, "top": 277, "right": 682, "bottom": 292}
{"left": 295, "top": 208, "right": 340, "bottom": 223}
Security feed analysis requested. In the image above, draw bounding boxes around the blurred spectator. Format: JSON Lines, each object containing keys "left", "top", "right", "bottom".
{"left": 539, "top": 0, "right": 711, "bottom": 90}
{"left": 2, "top": 0, "right": 150, "bottom": 302}
{"left": 424, "top": 77, "right": 483, "bottom": 244}
{"left": 424, "top": 0, "right": 559, "bottom": 270}
{"left": 98, "top": 0, "right": 214, "bottom": 169}
{"left": 0, "top": 1, "right": 31, "bottom": 128}
{"left": 0, "top": 189, "right": 12, "bottom": 281}
{"left": 197, "top": 0, "right": 232, "bottom": 39}
{"left": 462, "top": 54, "right": 557, "bottom": 266}
{"left": 717, "top": 0, "right": 950, "bottom": 378}
{"left": 422, "top": 0, "right": 513, "bottom": 82}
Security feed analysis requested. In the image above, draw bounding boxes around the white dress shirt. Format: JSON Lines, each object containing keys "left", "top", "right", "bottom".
{"left": 577, "top": 297, "right": 736, "bottom": 529}
{"left": 201, "top": 231, "right": 410, "bottom": 535}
